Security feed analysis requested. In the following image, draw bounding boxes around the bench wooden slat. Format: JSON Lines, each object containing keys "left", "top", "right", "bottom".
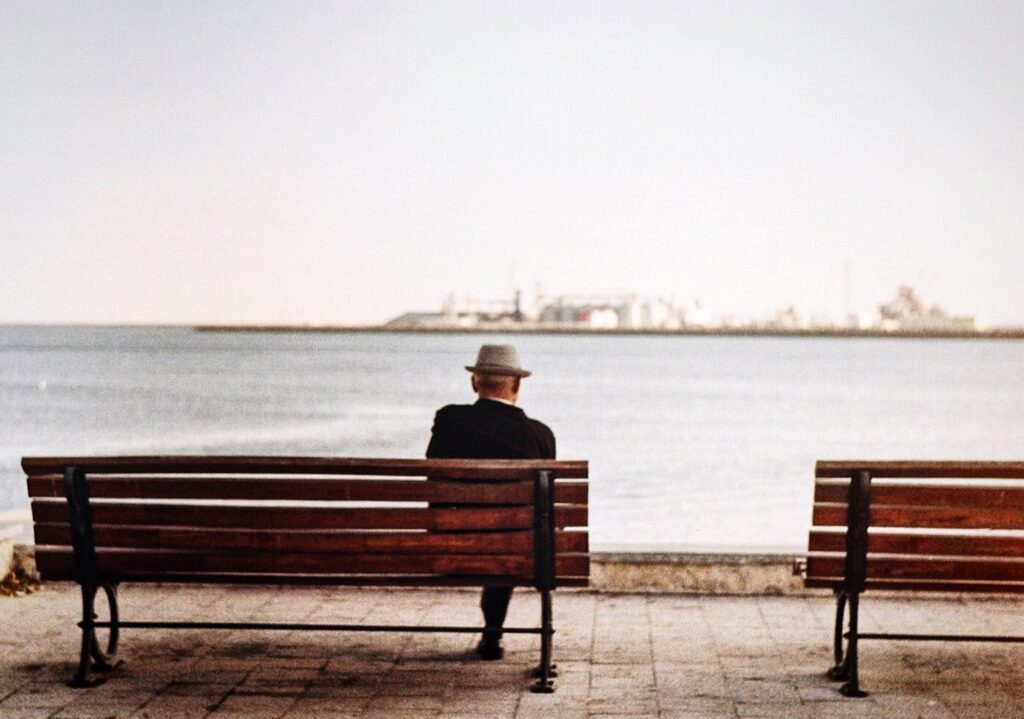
{"left": 815, "top": 461, "right": 1024, "bottom": 479}
{"left": 37, "top": 548, "right": 526, "bottom": 576}
{"left": 804, "top": 576, "right": 1024, "bottom": 593}
{"left": 812, "top": 502, "right": 1024, "bottom": 530}
{"left": 32, "top": 501, "right": 530, "bottom": 530}
{"left": 32, "top": 501, "right": 589, "bottom": 532}
{"left": 32, "top": 523, "right": 589, "bottom": 555}
{"left": 810, "top": 503, "right": 848, "bottom": 527}
{"left": 808, "top": 530, "right": 1024, "bottom": 558}
{"left": 808, "top": 555, "right": 1024, "bottom": 583}
{"left": 23, "top": 569, "right": 591, "bottom": 588}
{"left": 26, "top": 474, "right": 588, "bottom": 505}
{"left": 22, "top": 456, "right": 589, "bottom": 479}
{"left": 814, "top": 483, "right": 1024, "bottom": 510}
{"left": 34, "top": 547, "right": 590, "bottom": 582}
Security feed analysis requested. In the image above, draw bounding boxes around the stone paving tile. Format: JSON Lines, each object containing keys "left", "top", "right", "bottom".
{"left": 657, "top": 696, "right": 736, "bottom": 714}
{"left": 2, "top": 710, "right": 65, "bottom": 719}
{"left": 134, "top": 692, "right": 223, "bottom": 716}
{"left": 210, "top": 692, "right": 297, "bottom": 715}
{"left": 6, "top": 584, "right": 1024, "bottom": 717}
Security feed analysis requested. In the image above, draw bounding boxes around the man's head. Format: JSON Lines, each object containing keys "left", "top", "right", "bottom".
{"left": 464, "top": 344, "right": 531, "bottom": 404}
{"left": 471, "top": 372, "right": 520, "bottom": 402}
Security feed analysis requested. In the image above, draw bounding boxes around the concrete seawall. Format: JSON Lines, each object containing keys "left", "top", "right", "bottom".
{"left": 591, "top": 550, "right": 807, "bottom": 595}
{"left": 4, "top": 544, "right": 813, "bottom": 596}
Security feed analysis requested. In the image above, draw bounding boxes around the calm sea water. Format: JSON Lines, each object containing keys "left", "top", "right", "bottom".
{"left": 1, "top": 326, "right": 1022, "bottom": 549}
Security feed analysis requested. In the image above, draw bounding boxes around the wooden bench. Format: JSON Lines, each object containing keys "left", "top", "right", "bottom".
{"left": 24, "top": 456, "right": 589, "bottom": 692}
{"left": 805, "top": 460, "right": 1024, "bottom": 696}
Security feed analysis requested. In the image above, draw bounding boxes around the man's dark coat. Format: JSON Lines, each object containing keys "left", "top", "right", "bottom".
{"left": 426, "top": 398, "right": 556, "bottom": 641}
{"left": 426, "top": 399, "right": 556, "bottom": 461}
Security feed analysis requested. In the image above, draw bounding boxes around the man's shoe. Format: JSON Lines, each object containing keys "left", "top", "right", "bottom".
{"left": 475, "top": 639, "right": 504, "bottom": 660}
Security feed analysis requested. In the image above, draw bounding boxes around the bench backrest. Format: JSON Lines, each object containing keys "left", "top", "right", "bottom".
{"left": 806, "top": 460, "right": 1024, "bottom": 593}
{"left": 24, "top": 456, "right": 589, "bottom": 588}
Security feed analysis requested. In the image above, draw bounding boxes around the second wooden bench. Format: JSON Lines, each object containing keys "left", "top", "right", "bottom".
{"left": 806, "top": 460, "right": 1024, "bottom": 696}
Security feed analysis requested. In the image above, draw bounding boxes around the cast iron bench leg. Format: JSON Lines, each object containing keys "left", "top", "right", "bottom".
{"left": 840, "top": 591, "right": 867, "bottom": 697}
{"left": 827, "top": 591, "right": 849, "bottom": 680}
{"left": 530, "top": 590, "right": 555, "bottom": 693}
{"left": 71, "top": 582, "right": 122, "bottom": 687}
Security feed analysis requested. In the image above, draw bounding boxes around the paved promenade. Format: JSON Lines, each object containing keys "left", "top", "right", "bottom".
{"left": 2, "top": 583, "right": 1023, "bottom": 718}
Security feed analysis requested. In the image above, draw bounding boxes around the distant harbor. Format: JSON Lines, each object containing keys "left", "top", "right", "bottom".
{"left": 381, "top": 284, "right": 991, "bottom": 333}
{"left": 193, "top": 324, "right": 1024, "bottom": 339}
{"left": 195, "top": 284, "right": 1022, "bottom": 339}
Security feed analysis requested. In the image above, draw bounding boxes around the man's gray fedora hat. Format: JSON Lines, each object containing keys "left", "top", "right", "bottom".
{"left": 465, "top": 344, "right": 532, "bottom": 378}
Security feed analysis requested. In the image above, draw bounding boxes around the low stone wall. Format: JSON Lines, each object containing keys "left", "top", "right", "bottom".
{"left": 9, "top": 544, "right": 819, "bottom": 596}
{"left": 12, "top": 543, "right": 37, "bottom": 581}
{"left": 591, "top": 550, "right": 812, "bottom": 595}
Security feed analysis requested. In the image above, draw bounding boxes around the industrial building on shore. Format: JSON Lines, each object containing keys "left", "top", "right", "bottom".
{"left": 385, "top": 285, "right": 980, "bottom": 333}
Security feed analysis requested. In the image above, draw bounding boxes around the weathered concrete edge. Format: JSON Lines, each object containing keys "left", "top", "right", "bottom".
{"left": 590, "top": 550, "right": 809, "bottom": 595}
{"left": 0, "top": 539, "right": 15, "bottom": 581}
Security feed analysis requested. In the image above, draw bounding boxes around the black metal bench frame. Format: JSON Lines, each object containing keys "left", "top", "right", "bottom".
{"left": 56, "top": 464, "right": 565, "bottom": 692}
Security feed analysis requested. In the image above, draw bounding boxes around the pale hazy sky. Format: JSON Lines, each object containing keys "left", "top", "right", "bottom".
{"left": 2, "top": 1, "right": 1022, "bottom": 325}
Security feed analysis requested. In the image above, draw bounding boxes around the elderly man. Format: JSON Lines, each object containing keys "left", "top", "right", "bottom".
{"left": 426, "top": 344, "right": 556, "bottom": 660}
